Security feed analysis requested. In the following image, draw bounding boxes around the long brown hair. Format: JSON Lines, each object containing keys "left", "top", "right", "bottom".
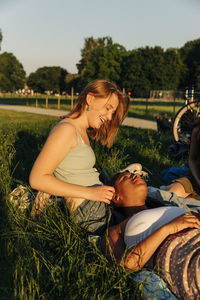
{"left": 67, "top": 79, "right": 130, "bottom": 147}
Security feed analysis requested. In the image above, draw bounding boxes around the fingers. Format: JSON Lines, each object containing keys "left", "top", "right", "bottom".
{"left": 104, "top": 185, "right": 115, "bottom": 200}
{"left": 104, "top": 185, "right": 115, "bottom": 192}
{"left": 102, "top": 199, "right": 111, "bottom": 205}
{"left": 181, "top": 212, "right": 200, "bottom": 229}
{"left": 88, "top": 185, "right": 115, "bottom": 203}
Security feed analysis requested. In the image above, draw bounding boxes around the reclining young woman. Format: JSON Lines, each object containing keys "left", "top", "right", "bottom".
{"left": 29, "top": 79, "right": 129, "bottom": 235}
{"left": 101, "top": 171, "right": 200, "bottom": 299}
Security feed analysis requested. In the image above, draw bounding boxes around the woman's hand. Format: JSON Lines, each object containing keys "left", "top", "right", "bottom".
{"left": 31, "top": 191, "right": 51, "bottom": 216}
{"left": 166, "top": 212, "right": 200, "bottom": 235}
{"left": 86, "top": 185, "right": 115, "bottom": 204}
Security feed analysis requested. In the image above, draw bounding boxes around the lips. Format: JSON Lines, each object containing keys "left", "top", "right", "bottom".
{"left": 100, "top": 116, "right": 105, "bottom": 123}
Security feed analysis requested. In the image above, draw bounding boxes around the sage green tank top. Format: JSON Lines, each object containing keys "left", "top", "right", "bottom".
{"left": 53, "top": 123, "right": 102, "bottom": 186}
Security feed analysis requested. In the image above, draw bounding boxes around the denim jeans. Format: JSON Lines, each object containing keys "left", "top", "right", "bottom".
{"left": 72, "top": 199, "right": 125, "bottom": 236}
{"left": 133, "top": 271, "right": 178, "bottom": 299}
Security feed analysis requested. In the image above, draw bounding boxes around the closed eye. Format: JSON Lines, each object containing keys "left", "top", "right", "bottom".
{"left": 119, "top": 173, "right": 132, "bottom": 183}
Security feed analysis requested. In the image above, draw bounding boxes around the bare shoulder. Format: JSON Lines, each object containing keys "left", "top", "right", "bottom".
{"left": 49, "top": 120, "right": 77, "bottom": 147}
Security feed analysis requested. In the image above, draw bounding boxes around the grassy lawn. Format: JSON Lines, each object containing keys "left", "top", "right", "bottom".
{"left": 0, "top": 97, "right": 73, "bottom": 111}
{"left": 0, "top": 110, "right": 186, "bottom": 299}
{"left": 0, "top": 97, "right": 185, "bottom": 121}
{"left": 128, "top": 100, "right": 184, "bottom": 120}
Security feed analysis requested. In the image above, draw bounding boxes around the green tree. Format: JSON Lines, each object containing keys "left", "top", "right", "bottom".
{"left": 27, "top": 66, "right": 68, "bottom": 93}
{"left": 76, "top": 36, "right": 113, "bottom": 77}
{"left": 0, "top": 29, "right": 2, "bottom": 51}
{"left": 121, "top": 46, "right": 183, "bottom": 97}
{"left": 195, "top": 65, "right": 200, "bottom": 90}
{"left": 179, "top": 38, "right": 200, "bottom": 89}
{"left": 164, "top": 48, "right": 183, "bottom": 90}
{"left": 65, "top": 73, "right": 81, "bottom": 93}
{"left": 0, "top": 52, "right": 26, "bottom": 92}
{"left": 80, "top": 42, "right": 126, "bottom": 87}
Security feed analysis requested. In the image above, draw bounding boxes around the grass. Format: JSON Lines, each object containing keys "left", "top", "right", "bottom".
{"left": 0, "top": 96, "right": 185, "bottom": 121}
{"left": 0, "top": 110, "right": 186, "bottom": 299}
{"left": 0, "top": 97, "right": 73, "bottom": 111}
{"left": 128, "top": 100, "right": 184, "bottom": 120}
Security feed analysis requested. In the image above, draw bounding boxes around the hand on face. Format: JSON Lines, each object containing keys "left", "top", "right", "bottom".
{"left": 112, "top": 171, "right": 148, "bottom": 207}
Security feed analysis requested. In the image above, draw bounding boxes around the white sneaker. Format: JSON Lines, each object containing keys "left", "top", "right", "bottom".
{"left": 120, "top": 163, "right": 142, "bottom": 173}
{"left": 120, "top": 163, "right": 148, "bottom": 178}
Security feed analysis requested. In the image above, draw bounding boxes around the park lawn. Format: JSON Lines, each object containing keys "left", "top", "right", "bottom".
{"left": 0, "top": 97, "right": 73, "bottom": 111}
{"left": 0, "top": 97, "right": 185, "bottom": 121}
{"left": 0, "top": 110, "right": 185, "bottom": 299}
{"left": 128, "top": 100, "right": 183, "bottom": 120}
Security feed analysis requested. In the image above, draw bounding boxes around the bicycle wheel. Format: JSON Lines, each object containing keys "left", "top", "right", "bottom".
{"left": 172, "top": 101, "right": 200, "bottom": 142}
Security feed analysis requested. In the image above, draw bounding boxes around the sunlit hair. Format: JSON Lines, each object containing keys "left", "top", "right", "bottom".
{"left": 67, "top": 79, "right": 130, "bottom": 147}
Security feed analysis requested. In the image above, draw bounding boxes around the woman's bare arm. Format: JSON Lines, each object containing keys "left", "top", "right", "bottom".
{"left": 102, "top": 212, "right": 200, "bottom": 271}
{"left": 29, "top": 123, "right": 114, "bottom": 203}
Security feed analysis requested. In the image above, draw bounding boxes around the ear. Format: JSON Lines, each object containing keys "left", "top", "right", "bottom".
{"left": 86, "top": 93, "right": 94, "bottom": 106}
{"left": 112, "top": 193, "right": 120, "bottom": 204}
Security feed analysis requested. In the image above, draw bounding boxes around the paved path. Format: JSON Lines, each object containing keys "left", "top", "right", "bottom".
{"left": 0, "top": 104, "right": 157, "bottom": 131}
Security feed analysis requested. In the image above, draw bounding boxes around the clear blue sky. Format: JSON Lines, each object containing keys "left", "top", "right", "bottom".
{"left": 0, "top": 0, "right": 199, "bottom": 76}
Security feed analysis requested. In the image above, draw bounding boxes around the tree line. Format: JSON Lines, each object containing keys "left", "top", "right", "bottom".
{"left": 0, "top": 30, "right": 199, "bottom": 97}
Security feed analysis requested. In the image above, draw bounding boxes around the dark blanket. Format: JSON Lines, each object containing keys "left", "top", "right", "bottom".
{"left": 155, "top": 228, "right": 200, "bottom": 299}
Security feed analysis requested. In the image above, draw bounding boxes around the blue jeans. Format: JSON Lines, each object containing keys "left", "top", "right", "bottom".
{"left": 72, "top": 200, "right": 125, "bottom": 236}
{"left": 133, "top": 271, "right": 178, "bottom": 299}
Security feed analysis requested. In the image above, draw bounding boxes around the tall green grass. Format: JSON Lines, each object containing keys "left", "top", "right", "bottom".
{"left": 0, "top": 110, "right": 185, "bottom": 299}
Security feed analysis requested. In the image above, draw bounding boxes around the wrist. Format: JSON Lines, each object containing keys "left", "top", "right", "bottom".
{"left": 80, "top": 186, "right": 91, "bottom": 199}
{"left": 161, "top": 223, "right": 172, "bottom": 238}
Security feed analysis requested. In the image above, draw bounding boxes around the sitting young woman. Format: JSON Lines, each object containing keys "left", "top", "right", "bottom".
{"left": 101, "top": 171, "right": 200, "bottom": 299}
{"left": 29, "top": 79, "right": 129, "bottom": 235}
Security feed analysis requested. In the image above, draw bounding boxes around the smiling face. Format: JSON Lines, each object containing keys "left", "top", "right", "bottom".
{"left": 86, "top": 93, "right": 119, "bottom": 129}
{"left": 113, "top": 171, "right": 148, "bottom": 207}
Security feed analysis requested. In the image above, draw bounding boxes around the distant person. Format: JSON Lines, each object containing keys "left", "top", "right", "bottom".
{"left": 29, "top": 79, "right": 130, "bottom": 235}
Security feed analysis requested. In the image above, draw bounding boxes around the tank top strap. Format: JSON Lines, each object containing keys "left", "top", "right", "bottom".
{"left": 75, "top": 129, "right": 84, "bottom": 145}
{"left": 59, "top": 120, "right": 84, "bottom": 145}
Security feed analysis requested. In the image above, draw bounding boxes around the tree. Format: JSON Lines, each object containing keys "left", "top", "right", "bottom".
{"left": 82, "top": 43, "right": 126, "bottom": 86}
{"left": 0, "top": 52, "right": 26, "bottom": 92}
{"left": 27, "top": 66, "right": 68, "bottom": 93}
{"left": 0, "top": 29, "right": 2, "bottom": 51}
{"left": 121, "top": 46, "right": 183, "bottom": 97}
{"left": 65, "top": 73, "right": 81, "bottom": 93}
{"left": 179, "top": 38, "right": 200, "bottom": 89}
{"left": 164, "top": 48, "right": 183, "bottom": 90}
{"left": 76, "top": 36, "right": 113, "bottom": 76}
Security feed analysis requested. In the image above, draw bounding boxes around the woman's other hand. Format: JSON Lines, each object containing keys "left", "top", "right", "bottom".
{"left": 86, "top": 185, "right": 115, "bottom": 204}
{"left": 166, "top": 212, "right": 200, "bottom": 235}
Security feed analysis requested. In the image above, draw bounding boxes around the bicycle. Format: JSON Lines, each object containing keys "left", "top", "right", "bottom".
{"left": 172, "top": 89, "right": 200, "bottom": 143}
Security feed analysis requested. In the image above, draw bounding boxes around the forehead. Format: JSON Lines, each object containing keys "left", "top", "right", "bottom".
{"left": 107, "top": 93, "right": 119, "bottom": 110}
{"left": 113, "top": 172, "right": 130, "bottom": 187}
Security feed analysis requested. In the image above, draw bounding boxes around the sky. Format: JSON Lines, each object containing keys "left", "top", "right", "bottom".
{"left": 0, "top": 0, "right": 200, "bottom": 76}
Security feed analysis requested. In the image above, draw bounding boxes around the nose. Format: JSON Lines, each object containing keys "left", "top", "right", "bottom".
{"left": 131, "top": 173, "right": 140, "bottom": 180}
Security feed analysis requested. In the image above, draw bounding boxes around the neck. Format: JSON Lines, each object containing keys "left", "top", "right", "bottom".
{"left": 120, "top": 204, "right": 148, "bottom": 218}
{"left": 68, "top": 112, "right": 89, "bottom": 131}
